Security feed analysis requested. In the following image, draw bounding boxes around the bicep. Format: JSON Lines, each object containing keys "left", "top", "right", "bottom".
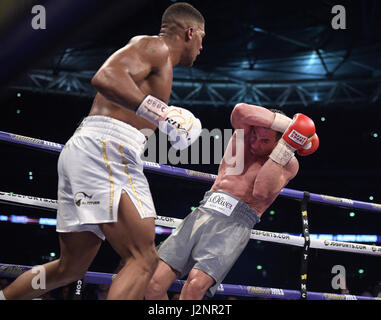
{"left": 230, "top": 103, "right": 275, "bottom": 130}
{"left": 230, "top": 106, "right": 251, "bottom": 136}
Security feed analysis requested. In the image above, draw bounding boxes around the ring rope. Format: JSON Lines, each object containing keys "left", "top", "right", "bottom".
{"left": 1, "top": 190, "right": 381, "bottom": 256}
{"left": 0, "top": 263, "right": 379, "bottom": 300}
{"left": 1, "top": 132, "right": 380, "bottom": 300}
{"left": 0, "top": 130, "right": 380, "bottom": 213}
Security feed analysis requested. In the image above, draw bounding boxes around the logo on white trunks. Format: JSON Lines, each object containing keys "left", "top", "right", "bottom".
{"left": 203, "top": 192, "right": 238, "bottom": 217}
{"left": 74, "top": 192, "right": 100, "bottom": 207}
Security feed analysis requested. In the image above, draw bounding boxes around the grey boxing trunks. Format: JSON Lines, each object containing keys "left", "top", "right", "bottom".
{"left": 158, "top": 190, "right": 260, "bottom": 297}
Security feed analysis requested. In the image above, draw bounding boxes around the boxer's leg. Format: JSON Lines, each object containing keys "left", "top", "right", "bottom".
{"left": 180, "top": 268, "right": 214, "bottom": 300}
{"left": 100, "top": 192, "right": 159, "bottom": 300}
{"left": 145, "top": 259, "right": 179, "bottom": 300}
{"left": 1, "top": 231, "right": 101, "bottom": 300}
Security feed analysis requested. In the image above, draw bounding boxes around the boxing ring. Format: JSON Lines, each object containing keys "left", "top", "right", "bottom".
{"left": 0, "top": 130, "right": 380, "bottom": 300}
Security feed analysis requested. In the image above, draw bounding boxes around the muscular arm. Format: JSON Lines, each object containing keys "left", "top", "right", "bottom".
{"left": 230, "top": 103, "right": 276, "bottom": 133}
{"left": 252, "top": 156, "right": 299, "bottom": 203}
{"left": 91, "top": 36, "right": 168, "bottom": 111}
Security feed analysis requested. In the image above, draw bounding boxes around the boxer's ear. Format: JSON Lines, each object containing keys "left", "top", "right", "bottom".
{"left": 185, "top": 27, "right": 194, "bottom": 41}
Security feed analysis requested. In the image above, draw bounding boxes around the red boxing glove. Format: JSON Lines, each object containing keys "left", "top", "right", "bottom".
{"left": 282, "top": 113, "right": 316, "bottom": 150}
{"left": 270, "top": 113, "right": 316, "bottom": 166}
{"left": 297, "top": 133, "right": 319, "bottom": 156}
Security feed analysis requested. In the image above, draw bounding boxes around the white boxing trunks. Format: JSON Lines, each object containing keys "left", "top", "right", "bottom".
{"left": 56, "top": 115, "right": 157, "bottom": 240}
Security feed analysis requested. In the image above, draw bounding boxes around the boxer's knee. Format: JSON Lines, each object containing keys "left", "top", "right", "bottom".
{"left": 132, "top": 243, "right": 159, "bottom": 276}
{"left": 182, "top": 269, "right": 213, "bottom": 299}
{"left": 146, "top": 275, "right": 166, "bottom": 299}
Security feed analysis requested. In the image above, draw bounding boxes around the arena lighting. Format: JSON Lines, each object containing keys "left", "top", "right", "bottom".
{"left": 370, "top": 130, "right": 378, "bottom": 138}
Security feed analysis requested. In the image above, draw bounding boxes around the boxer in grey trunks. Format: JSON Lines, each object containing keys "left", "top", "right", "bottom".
{"left": 145, "top": 104, "right": 318, "bottom": 300}
{"left": 158, "top": 190, "right": 260, "bottom": 297}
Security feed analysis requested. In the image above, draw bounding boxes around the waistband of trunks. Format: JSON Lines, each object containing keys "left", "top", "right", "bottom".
{"left": 75, "top": 115, "right": 147, "bottom": 148}
{"left": 199, "top": 190, "right": 260, "bottom": 228}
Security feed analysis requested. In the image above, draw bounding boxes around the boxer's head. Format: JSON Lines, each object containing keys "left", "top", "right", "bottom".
{"left": 248, "top": 126, "right": 278, "bottom": 157}
{"left": 161, "top": 2, "right": 205, "bottom": 67}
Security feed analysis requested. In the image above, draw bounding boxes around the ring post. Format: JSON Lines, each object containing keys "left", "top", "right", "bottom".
{"left": 300, "top": 191, "right": 310, "bottom": 300}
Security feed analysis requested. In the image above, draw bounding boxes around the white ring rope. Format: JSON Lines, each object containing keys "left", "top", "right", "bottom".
{"left": 1, "top": 190, "right": 381, "bottom": 256}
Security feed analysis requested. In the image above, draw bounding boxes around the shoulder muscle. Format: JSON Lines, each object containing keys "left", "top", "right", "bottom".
{"left": 100, "top": 36, "right": 169, "bottom": 81}
{"left": 127, "top": 36, "right": 169, "bottom": 70}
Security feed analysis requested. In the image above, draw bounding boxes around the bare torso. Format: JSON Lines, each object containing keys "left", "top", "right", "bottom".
{"left": 211, "top": 131, "right": 276, "bottom": 216}
{"left": 89, "top": 36, "right": 174, "bottom": 133}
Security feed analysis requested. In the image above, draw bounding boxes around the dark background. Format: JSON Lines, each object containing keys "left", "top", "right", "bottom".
{"left": 0, "top": 0, "right": 380, "bottom": 298}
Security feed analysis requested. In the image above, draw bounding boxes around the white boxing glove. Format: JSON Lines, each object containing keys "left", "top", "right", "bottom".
{"left": 136, "top": 95, "right": 201, "bottom": 150}
{"left": 159, "top": 106, "right": 202, "bottom": 150}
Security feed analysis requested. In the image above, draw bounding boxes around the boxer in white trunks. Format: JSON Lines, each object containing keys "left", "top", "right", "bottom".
{"left": 145, "top": 104, "right": 319, "bottom": 299}
{"left": 0, "top": 2, "right": 205, "bottom": 300}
